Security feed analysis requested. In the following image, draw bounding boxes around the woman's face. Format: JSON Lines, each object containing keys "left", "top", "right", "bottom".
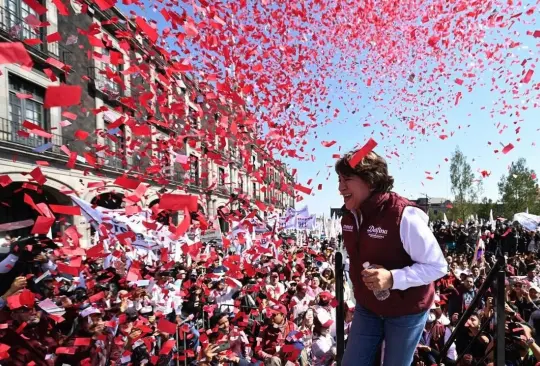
{"left": 305, "top": 310, "right": 314, "bottom": 325}
{"left": 311, "top": 277, "right": 320, "bottom": 287}
{"left": 338, "top": 174, "right": 372, "bottom": 211}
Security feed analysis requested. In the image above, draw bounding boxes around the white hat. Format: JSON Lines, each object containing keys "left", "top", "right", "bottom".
{"left": 317, "top": 309, "right": 334, "bottom": 328}
{"left": 80, "top": 307, "right": 102, "bottom": 318}
{"left": 438, "top": 314, "right": 451, "bottom": 326}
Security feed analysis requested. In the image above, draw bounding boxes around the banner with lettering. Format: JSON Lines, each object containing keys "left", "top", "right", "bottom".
{"left": 297, "top": 214, "right": 316, "bottom": 230}
{"left": 71, "top": 196, "right": 168, "bottom": 251}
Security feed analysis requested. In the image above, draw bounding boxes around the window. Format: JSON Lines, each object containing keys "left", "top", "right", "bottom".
{"left": 7, "top": 0, "right": 43, "bottom": 48}
{"left": 218, "top": 167, "right": 225, "bottom": 186}
{"left": 252, "top": 182, "right": 257, "bottom": 199}
{"left": 8, "top": 74, "right": 47, "bottom": 147}
{"left": 9, "top": 74, "right": 45, "bottom": 126}
{"left": 189, "top": 155, "right": 199, "bottom": 185}
{"left": 104, "top": 124, "right": 124, "bottom": 169}
{"left": 238, "top": 176, "right": 243, "bottom": 193}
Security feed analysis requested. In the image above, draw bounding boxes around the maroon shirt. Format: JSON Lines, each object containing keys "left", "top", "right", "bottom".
{"left": 341, "top": 191, "right": 434, "bottom": 317}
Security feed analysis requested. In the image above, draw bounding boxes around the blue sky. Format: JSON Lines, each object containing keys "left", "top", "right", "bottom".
{"left": 121, "top": 2, "right": 540, "bottom": 216}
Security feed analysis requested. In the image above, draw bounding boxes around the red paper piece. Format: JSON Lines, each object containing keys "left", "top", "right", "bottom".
{"left": 23, "top": 0, "right": 47, "bottom": 14}
{"left": 0, "top": 175, "right": 12, "bottom": 187}
{"left": 294, "top": 184, "right": 312, "bottom": 195}
{"left": 29, "top": 167, "right": 46, "bottom": 185}
{"left": 157, "top": 318, "right": 177, "bottom": 334}
{"left": 44, "top": 85, "right": 81, "bottom": 108}
{"left": 51, "top": 0, "right": 69, "bottom": 15}
{"left": 114, "top": 176, "right": 140, "bottom": 190}
{"left": 0, "top": 43, "right": 32, "bottom": 67}
{"left": 160, "top": 194, "right": 198, "bottom": 212}
{"left": 31, "top": 216, "right": 54, "bottom": 234}
{"left": 136, "top": 16, "right": 158, "bottom": 43}
{"left": 56, "top": 263, "right": 80, "bottom": 276}
{"left": 49, "top": 204, "right": 81, "bottom": 215}
{"left": 94, "top": 0, "right": 115, "bottom": 10}
{"left": 349, "top": 138, "right": 378, "bottom": 168}
{"left": 74, "top": 130, "right": 89, "bottom": 140}
{"left": 521, "top": 69, "right": 534, "bottom": 84}
{"left": 160, "top": 339, "right": 175, "bottom": 355}
{"left": 46, "top": 32, "right": 62, "bottom": 43}
{"left": 502, "top": 143, "right": 514, "bottom": 154}
{"left": 74, "top": 338, "right": 92, "bottom": 346}
{"left": 321, "top": 140, "right": 336, "bottom": 147}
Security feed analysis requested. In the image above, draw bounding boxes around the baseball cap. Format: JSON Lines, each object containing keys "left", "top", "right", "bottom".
{"left": 317, "top": 310, "right": 334, "bottom": 328}
{"left": 319, "top": 291, "right": 333, "bottom": 301}
{"left": 268, "top": 304, "right": 287, "bottom": 315}
{"left": 297, "top": 283, "right": 307, "bottom": 292}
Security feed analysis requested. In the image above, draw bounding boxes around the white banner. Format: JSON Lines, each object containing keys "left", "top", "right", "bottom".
{"left": 297, "top": 214, "right": 316, "bottom": 230}
{"left": 513, "top": 212, "right": 540, "bottom": 232}
{"left": 71, "top": 196, "right": 168, "bottom": 251}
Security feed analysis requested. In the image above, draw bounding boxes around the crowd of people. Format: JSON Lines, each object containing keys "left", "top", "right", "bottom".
{"left": 2, "top": 214, "right": 540, "bottom": 366}
{"left": 415, "top": 219, "right": 540, "bottom": 366}
{"left": 0, "top": 227, "right": 353, "bottom": 366}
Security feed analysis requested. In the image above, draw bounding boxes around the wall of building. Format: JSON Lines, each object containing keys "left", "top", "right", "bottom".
{"left": 0, "top": 1, "right": 295, "bottom": 245}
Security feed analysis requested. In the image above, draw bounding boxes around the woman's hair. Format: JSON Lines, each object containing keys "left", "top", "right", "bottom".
{"left": 335, "top": 151, "right": 394, "bottom": 192}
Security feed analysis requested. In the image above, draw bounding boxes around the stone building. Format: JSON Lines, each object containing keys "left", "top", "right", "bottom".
{"left": 0, "top": 0, "right": 294, "bottom": 246}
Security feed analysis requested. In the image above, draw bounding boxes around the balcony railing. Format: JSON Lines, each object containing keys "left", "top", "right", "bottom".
{"left": 0, "top": 117, "right": 68, "bottom": 154}
{"left": 0, "top": 6, "right": 72, "bottom": 64}
{"left": 88, "top": 66, "right": 123, "bottom": 96}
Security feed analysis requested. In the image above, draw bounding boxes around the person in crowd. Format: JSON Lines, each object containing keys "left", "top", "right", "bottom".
{"left": 256, "top": 304, "right": 296, "bottom": 366}
{"left": 311, "top": 310, "right": 336, "bottom": 366}
{"left": 337, "top": 151, "right": 447, "bottom": 366}
{"left": 291, "top": 283, "right": 314, "bottom": 322}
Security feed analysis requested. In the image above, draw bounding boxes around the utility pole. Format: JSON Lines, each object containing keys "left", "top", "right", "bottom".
{"left": 420, "top": 192, "right": 431, "bottom": 214}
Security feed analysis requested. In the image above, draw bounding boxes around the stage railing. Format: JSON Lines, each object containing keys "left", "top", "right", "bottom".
{"left": 437, "top": 256, "right": 506, "bottom": 366}
{"left": 335, "top": 244, "right": 345, "bottom": 365}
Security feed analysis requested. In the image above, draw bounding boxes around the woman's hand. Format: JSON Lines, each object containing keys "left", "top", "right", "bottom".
{"left": 361, "top": 265, "right": 393, "bottom": 291}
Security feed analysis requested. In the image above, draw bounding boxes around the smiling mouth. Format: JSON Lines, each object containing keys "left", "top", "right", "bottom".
{"left": 343, "top": 194, "right": 352, "bottom": 201}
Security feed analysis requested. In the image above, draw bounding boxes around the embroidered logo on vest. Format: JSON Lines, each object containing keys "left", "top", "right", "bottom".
{"left": 343, "top": 224, "right": 354, "bottom": 232}
{"left": 367, "top": 225, "right": 388, "bottom": 239}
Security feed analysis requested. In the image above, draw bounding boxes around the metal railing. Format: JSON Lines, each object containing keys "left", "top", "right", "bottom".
{"left": 0, "top": 6, "right": 72, "bottom": 64}
{"left": 88, "top": 66, "right": 123, "bottom": 97}
{"left": 335, "top": 246, "right": 345, "bottom": 366}
{"left": 0, "top": 117, "right": 68, "bottom": 154}
{"left": 437, "top": 256, "right": 506, "bottom": 365}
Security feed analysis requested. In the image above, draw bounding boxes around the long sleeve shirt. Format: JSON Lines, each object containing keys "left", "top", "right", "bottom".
{"left": 390, "top": 207, "right": 448, "bottom": 291}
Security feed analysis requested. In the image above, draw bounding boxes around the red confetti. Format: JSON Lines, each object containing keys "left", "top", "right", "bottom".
{"left": 294, "top": 184, "right": 312, "bottom": 195}
{"left": 0, "top": 43, "right": 32, "bottom": 68}
{"left": 502, "top": 143, "right": 515, "bottom": 154}
{"left": 348, "top": 138, "right": 378, "bottom": 168}
{"left": 44, "top": 85, "right": 81, "bottom": 108}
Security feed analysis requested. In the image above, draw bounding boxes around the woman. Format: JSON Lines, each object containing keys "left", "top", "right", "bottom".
{"left": 337, "top": 150, "right": 447, "bottom": 366}
{"left": 311, "top": 310, "right": 336, "bottom": 366}
{"left": 298, "top": 309, "right": 315, "bottom": 357}
{"left": 320, "top": 268, "right": 335, "bottom": 292}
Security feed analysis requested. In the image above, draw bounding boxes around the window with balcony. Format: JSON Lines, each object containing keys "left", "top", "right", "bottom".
{"left": 4, "top": 73, "right": 47, "bottom": 148}
{"left": 189, "top": 155, "right": 199, "bottom": 186}
{"left": 5, "top": 0, "right": 43, "bottom": 49}
{"left": 218, "top": 167, "right": 225, "bottom": 186}
{"left": 238, "top": 176, "right": 244, "bottom": 193}
{"left": 104, "top": 123, "right": 125, "bottom": 170}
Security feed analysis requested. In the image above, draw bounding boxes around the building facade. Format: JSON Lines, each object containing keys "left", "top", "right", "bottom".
{"left": 0, "top": 0, "right": 294, "bottom": 246}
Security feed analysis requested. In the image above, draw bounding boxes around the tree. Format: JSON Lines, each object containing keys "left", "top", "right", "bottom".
{"left": 428, "top": 208, "right": 444, "bottom": 222}
{"left": 476, "top": 197, "right": 495, "bottom": 221}
{"left": 498, "top": 158, "right": 539, "bottom": 217}
{"left": 450, "top": 147, "right": 476, "bottom": 222}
